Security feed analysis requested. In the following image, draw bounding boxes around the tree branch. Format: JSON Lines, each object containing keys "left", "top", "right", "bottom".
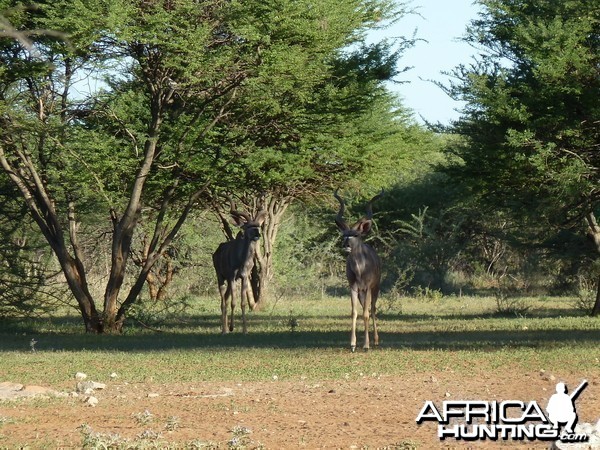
{"left": 114, "top": 184, "right": 208, "bottom": 325}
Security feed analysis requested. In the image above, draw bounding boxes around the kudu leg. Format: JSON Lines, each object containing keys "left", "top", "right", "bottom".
{"left": 244, "top": 277, "right": 256, "bottom": 311}
{"left": 229, "top": 281, "right": 236, "bottom": 332}
{"left": 240, "top": 278, "right": 249, "bottom": 334}
{"left": 362, "top": 290, "right": 372, "bottom": 350}
{"left": 371, "top": 294, "right": 379, "bottom": 347}
{"left": 350, "top": 289, "right": 359, "bottom": 352}
{"left": 219, "top": 282, "right": 229, "bottom": 334}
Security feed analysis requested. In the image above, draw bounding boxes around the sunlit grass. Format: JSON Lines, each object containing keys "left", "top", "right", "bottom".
{"left": 0, "top": 295, "right": 598, "bottom": 387}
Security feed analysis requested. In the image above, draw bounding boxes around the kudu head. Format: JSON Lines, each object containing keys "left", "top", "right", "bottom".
{"left": 334, "top": 190, "right": 383, "bottom": 253}
{"left": 228, "top": 198, "right": 267, "bottom": 242}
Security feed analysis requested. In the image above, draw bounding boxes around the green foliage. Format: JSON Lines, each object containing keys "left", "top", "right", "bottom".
{"left": 271, "top": 203, "right": 346, "bottom": 295}
{"left": 0, "top": 0, "right": 417, "bottom": 329}
{"left": 202, "top": 37, "right": 412, "bottom": 198}
{"left": 446, "top": 0, "right": 600, "bottom": 220}
{"left": 388, "top": 205, "right": 463, "bottom": 291}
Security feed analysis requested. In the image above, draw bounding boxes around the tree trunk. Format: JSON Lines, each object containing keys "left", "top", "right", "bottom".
{"left": 0, "top": 146, "right": 104, "bottom": 332}
{"left": 102, "top": 92, "right": 165, "bottom": 332}
{"left": 252, "top": 195, "right": 290, "bottom": 306}
{"left": 585, "top": 212, "right": 600, "bottom": 316}
{"left": 1, "top": 12, "right": 234, "bottom": 333}
{"left": 61, "top": 257, "right": 103, "bottom": 332}
{"left": 593, "top": 273, "right": 600, "bottom": 317}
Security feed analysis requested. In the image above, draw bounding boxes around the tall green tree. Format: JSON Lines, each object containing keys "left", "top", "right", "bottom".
{"left": 445, "top": 0, "right": 600, "bottom": 313}
{"left": 0, "top": 0, "right": 277, "bottom": 332}
{"left": 121, "top": 0, "right": 412, "bottom": 303}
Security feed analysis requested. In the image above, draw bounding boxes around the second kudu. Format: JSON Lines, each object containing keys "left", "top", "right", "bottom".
{"left": 334, "top": 190, "right": 383, "bottom": 351}
{"left": 213, "top": 201, "right": 266, "bottom": 334}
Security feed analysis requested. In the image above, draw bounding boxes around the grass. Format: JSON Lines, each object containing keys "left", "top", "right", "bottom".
{"left": 0, "top": 294, "right": 598, "bottom": 387}
{"left": 0, "top": 294, "right": 598, "bottom": 449}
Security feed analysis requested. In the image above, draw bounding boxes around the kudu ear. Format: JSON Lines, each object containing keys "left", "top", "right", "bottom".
{"left": 356, "top": 190, "right": 383, "bottom": 234}
{"left": 350, "top": 190, "right": 382, "bottom": 235}
{"left": 353, "top": 219, "right": 373, "bottom": 236}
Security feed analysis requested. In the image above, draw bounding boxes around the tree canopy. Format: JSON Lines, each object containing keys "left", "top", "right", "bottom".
{"left": 0, "top": 0, "right": 414, "bottom": 331}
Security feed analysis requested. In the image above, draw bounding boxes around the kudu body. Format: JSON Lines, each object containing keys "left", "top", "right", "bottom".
{"left": 334, "top": 190, "right": 383, "bottom": 351}
{"left": 212, "top": 203, "right": 266, "bottom": 334}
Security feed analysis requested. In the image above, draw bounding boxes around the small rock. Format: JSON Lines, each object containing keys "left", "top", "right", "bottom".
{"left": 76, "top": 381, "right": 93, "bottom": 393}
{"left": 21, "top": 385, "right": 53, "bottom": 395}
{"left": 0, "top": 382, "right": 58, "bottom": 400}
{"left": 109, "top": 372, "right": 118, "bottom": 379}
{"left": 445, "top": 392, "right": 451, "bottom": 398}
{"left": 430, "top": 375, "right": 438, "bottom": 383}
{"left": 76, "top": 381, "right": 106, "bottom": 394}
{"left": 85, "top": 396, "right": 98, "bottom": 407}
{"left": 0, "top": 382, "right": 23, "bottom": 391}
{"left": 75, "top": 372, "right": 87, "bottom": 381}
{"left": 147, "top": 393, "right": 159, "bottom": 398}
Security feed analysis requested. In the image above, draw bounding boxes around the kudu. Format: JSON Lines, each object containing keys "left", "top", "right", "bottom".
{"left": 334, "top": 190, "right": 383, "bottom": 351}
{"left": 212, "top": 201, "right": 267, "bottom": 334}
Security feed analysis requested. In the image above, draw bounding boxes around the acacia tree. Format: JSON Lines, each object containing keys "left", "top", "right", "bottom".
{"left": 0, "top": 0, "right": 278, "bottom": 332}
{"left": 445, "top": 0, "right": 600, "bottom": 313}
{"left": 0, "top": 0, "right": 412, "bottom": 330}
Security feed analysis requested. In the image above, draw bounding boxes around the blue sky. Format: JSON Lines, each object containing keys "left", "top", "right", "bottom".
{"left": 371, "top": 1, "right": 482, "bottom": 124}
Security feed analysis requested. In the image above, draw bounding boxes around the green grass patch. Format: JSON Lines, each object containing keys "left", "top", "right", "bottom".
{"left": 0, "top": 295, "right": 598, "bottom": 385}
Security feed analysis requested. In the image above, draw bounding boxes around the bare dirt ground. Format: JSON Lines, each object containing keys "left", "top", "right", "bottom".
{"left": 1, "top": 366, "right": 599, "bottom": 449}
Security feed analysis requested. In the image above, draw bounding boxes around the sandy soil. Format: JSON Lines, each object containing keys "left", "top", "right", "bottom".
{"left": 0, "top": 368, "right": 599, "bottom": 449}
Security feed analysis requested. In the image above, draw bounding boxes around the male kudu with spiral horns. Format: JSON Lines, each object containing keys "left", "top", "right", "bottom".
{"left": 334, "top": 190, "right": 383, "bottom": 351}
{"left": 213, "top": 198, "right": 266, "bottom": 334}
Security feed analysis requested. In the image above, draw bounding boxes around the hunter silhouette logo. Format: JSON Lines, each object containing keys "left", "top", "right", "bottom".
{"left": 416, "top": 379, "right": 590, "bottom": 443}
{"left": 546, "top": 380, "right": 587, "bottom": 434}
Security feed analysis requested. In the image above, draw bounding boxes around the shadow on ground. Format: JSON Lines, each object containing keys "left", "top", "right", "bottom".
{"left": 0, "top": 310, "right": 598, "bottom": 353}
